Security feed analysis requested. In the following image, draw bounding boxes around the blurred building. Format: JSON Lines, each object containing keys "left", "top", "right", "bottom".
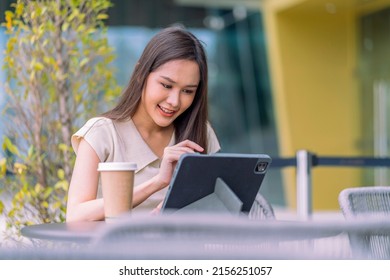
{"left": 263, "top": 0, "right": 390, "bottom": 209}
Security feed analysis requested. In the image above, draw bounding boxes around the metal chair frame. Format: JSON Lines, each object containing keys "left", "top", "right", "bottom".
{"left": 248, "top": 193, "right": 275, "bottom": 220}
{"left": 338, "top": 186, "right": 390, "bottom": 259}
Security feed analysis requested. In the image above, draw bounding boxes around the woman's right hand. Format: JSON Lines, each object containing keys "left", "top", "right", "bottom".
{"left": 155, "top": 140, "right": 204, "bottom": 189}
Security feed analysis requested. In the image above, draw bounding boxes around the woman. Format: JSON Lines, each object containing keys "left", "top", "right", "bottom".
{"left": 66, "top": 26, "right": 220, "bottom": 222}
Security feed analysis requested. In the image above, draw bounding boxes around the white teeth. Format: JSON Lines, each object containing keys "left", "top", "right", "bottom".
{"left": 159, "top": 105, "right": 174, "bottom": 114}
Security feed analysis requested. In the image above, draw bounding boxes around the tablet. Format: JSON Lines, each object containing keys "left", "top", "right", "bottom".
{"left": 161, "top": 153, "right": 271, "bottom": 214}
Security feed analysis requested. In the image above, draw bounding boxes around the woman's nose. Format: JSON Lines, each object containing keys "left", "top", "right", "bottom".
{"left": 166, "top": 90, "right": 180, "bottom": 107}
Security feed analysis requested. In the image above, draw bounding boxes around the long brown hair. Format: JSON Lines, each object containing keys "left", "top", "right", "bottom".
{"left": 103, "top": 26, "right": 209, "bottom": 153}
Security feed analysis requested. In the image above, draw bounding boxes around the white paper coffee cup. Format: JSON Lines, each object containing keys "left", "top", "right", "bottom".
{"left": 98, "top": 162, "right": 137, "bottom": 222}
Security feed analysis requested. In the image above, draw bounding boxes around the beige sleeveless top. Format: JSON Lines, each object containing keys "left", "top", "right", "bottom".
{"left": 71, "top": 117, "right": 221, "bottom": 212}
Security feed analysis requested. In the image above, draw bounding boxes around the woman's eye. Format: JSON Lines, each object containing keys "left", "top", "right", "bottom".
{"left": 161, "top": 83, "right": 171, "bottom": 89}
{"left": 182, "top": 89, "right": 194, "bottom": 94}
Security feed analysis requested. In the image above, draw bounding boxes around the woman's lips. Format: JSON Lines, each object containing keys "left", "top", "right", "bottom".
{"left": 158, "top": 105, "right": 176, "bottom": 116}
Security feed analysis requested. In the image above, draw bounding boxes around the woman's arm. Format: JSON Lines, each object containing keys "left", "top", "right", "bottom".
{"left": 66, "top": 139, "right": 103, "bottom": 222}
{"left": 66, "top": 139, "right": 204, "bottom": 222}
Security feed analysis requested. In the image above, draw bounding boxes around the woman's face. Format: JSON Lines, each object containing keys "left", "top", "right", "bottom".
{"left": 137, "top": 59, "right": 200, "bottom": 128}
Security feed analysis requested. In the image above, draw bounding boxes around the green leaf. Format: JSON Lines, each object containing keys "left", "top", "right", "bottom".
{"left": 41, "top": 201, "right": 49, "bottom": 208}
{"left": 3, "top": 137, "right": 20, "bottom": 156}
{"left": 77, "top": 24, "right": 86, "bottom": 32}
{"left": 15, "top": 3, "right": 24, "bottom": 17}
{"left": 27, "top": 146, "right": 34, "bottom": 158}
{"left": 8, "top": 209, "right": 15, "bottom": 218}
{"left": 43, "top": 188, "right": 53, "bottom": 200}
{"left": 33, "top": 62, "right": 44, "bottom": 71}
{"left": 79, "top": 58, "right": 89, "bottom": 67}
{"left": 62, "top": 22, "right": 69, "bottom": 32}
{"left": 52, "top": 201, "right": 62, "bottom": 210}
{"left": 58, "top": 143, "right": 69, "bottom": 152}
{"left": 5, "top": 11, "right": 14, "bottom": 20}
{"left": 57, "top": 169, "right": 65, "bottom": 180}
{"left": 97, "top": 14, "right": 108, "bottom": 20}
{"left": 14, "top": 162, "right": 27, "bottom": 175}
{"left": 55, "top": 180, "right": 69, "bottom": 191}
{"left": 29, "top": 71, "right": 36, "bottom": 82}
{"left": 0, "top": 158, "right": 7, "bottom": 177}
{"left": 34, "top": 183, "right": 42, "bottom": 194}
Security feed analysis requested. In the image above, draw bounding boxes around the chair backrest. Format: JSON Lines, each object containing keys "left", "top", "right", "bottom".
{"left": 90, "top": 212, "right": 282, "bottom": 259}
{"left": 338, "top": 186, "right": 390, "bottom": 217}
{"left": 90, "top": 212, "right": 352, "bottom": 259}
{"left": 338, "top": 186, "right": 390, "bottom": 259}
{"left": 93, "top": 212, "right": 264, "bottom": 244}
{"left": 248, "top": 193, "right": 275, "bottom": 220}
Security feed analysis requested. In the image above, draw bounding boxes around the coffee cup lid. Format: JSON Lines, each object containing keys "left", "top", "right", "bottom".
{"left": 97, "top": 162, "right": 137, "bottom": 171}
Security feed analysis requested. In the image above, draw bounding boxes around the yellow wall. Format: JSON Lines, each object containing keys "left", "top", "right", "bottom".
{"left": 262, "top": 0, "right": 390, "bottom": 209}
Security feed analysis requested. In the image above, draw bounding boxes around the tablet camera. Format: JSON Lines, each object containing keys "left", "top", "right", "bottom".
{"left": 254, "top": 161, "right": 268, "bottom": 173}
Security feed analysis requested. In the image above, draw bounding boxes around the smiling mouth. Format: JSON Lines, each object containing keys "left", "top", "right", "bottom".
{"left": 158, "top": 105, "right": 176, "bottom": 116}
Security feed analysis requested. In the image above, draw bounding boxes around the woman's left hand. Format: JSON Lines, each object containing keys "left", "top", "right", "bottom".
{"left": 151, "top": 200, "right": 164, "bottom": 215}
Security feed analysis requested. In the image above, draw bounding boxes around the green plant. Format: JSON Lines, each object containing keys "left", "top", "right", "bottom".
{"left": 0, "top": 0, "right": 121, "bottom": 242}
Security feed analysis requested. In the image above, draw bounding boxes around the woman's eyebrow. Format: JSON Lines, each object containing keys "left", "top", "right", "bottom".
{"left": 160, "top": 75, "right": 198, "bottom": 88}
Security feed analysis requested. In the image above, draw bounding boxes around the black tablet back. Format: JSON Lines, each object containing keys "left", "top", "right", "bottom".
{"left": 161, "top": 153, "right": 271, "bottom": 213}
